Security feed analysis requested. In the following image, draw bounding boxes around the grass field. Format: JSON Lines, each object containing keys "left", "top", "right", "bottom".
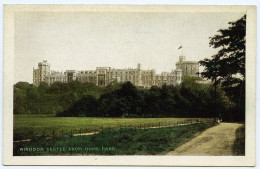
{"left": 14, "top": 123, "right": 215, "bottom": 155}
{"left": 14, "top": 115, "right": 213, "bottom": 140}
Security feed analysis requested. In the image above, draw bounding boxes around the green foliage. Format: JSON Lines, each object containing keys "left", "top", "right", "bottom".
{"left": 57, "top": 95, "right": 98, "bottom": 117}
{"left": 199, "top": 15, "right": 246, "bottom": 121}
{"left": 61, "top": 80, "right": 227, "bottom": 118}
{"left": 98, "top": 92, "right": 130, "bottom": 117}
{"left": 103, "top": 82, "right": 122, "bottom": 94}
{"left": 199, "top": 15, "right": 246, "bottom": 84}
{"left": 97, "top": 82, "right": 145, "bottom": 117}
{"left": 14, "top": 82, "right": 32, "bottom": 90}
{"left": 14, "top": 78, "right": 230, "bottom": 118}
{"left": 182, "top": 76, "right": 205, "bottom": 89}
{"left": 13, "top": 81, "right": 105, "bottom": 115}
{"left": 143, "top": 86, "right": 162, "bottom": 117}
{"left": 14, "top": 123, "right": 214, "bottom": 155}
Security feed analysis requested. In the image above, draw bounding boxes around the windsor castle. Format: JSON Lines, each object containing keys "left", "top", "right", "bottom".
{"left": 33, "top": 56, "right": 199, "bottom": 88}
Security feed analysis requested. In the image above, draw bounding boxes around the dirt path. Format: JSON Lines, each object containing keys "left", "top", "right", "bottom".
{"left": 167, "top": 123, "right": 243, "bottom": 156}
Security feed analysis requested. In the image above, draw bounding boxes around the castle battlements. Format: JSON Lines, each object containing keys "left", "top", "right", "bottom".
{"left": 33, "top": 56, "right": 199, "bottom": 88}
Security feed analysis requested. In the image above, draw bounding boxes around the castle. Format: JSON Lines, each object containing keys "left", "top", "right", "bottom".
{"left": 176, "top": 56, "right": 199, "bottom": 76}
{"left": 33, "top": 56, "right": 199, "bottom": 88}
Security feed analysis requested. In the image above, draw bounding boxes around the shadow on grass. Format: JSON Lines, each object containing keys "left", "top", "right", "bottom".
{"left": 232, "top": 124, "right": 245, "bottom": 156}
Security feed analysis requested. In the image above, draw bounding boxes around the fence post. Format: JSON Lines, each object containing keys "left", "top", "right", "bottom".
{"left": 159, "top": 122, "right": 160, "bottom": 128}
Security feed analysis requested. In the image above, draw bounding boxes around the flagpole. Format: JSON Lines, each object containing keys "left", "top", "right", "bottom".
{"left": 178, "top": 45, "right": 183, "bottom": 56}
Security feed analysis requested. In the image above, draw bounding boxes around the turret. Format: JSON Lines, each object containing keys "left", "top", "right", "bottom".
{"left": 137, "top": 63, "right": 141, "bottom": 70}
{"left": 175, "top": 69, "right": 182, "bottom": 84}
{"left": 33, "top": 60, "right": 50, "bottom": 86}
{"left": 137, "top": 63, "right": 142, "bottom": 86}
{"left": 179, "top": 55, "right": 186, "bottom": 62}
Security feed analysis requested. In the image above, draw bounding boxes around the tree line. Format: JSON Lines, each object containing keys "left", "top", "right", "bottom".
{"left": 13, "top": 81, "right": 105, "bottom": 115}
{"left": 56, "top": 76, "right": 229, "bottom": 118}
{"left": 13, "top": 76, "right": 240, "bottom": 120}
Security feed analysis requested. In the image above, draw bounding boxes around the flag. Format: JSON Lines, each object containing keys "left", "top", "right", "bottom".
{"left": 178, "top": 45, "right": 182, "bottom": 49}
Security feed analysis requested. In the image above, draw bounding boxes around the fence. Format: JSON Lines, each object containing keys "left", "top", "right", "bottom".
{"left": 14, "top": 118, "right": 215, "bottom": 143}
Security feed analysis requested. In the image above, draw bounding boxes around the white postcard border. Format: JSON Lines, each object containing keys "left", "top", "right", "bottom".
{"left": 3, "top": 5, "right": 256, "bottom": 166}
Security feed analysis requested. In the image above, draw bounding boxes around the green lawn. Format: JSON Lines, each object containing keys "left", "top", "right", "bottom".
{"left": 14, "top": 123, "right": 215, "bottom": 156}
{"left": 14, "top": 115, "right": 213, "bottom": 140}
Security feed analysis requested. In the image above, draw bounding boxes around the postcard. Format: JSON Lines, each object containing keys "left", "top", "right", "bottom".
{"left": 3, "top": 5, "right": 256, "bottom": 166}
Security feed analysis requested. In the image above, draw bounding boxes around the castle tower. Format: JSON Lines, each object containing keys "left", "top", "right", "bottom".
{"left": 179, "top": 55, "right": 186, "bottom": 62}
{"left": 137, "top": 63, "right": 142, "bottom": 86}
{"left": 38, "top": 60, "right": 50, "bottom": 81}
{"left": 137, "top": 63, "right": 141, "bottom": 71}
{"left": 33, "top": 60, "right": 50, "bottom": 86}
{"left": 176, "top": 56, "right": 199, "bottom": 76}
{"left": 175, "top": 69, "right": 182, "bottom": 85}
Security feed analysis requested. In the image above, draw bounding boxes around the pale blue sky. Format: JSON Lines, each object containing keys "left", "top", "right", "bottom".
{"left": 14, "top": 11, "right": 245, "bottom": 83}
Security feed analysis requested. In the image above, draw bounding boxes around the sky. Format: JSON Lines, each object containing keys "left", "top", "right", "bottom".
{"left": 14, "top": 11, "right": 245, "bottom": 83}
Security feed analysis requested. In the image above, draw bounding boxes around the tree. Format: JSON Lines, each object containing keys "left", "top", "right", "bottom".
{"left": 118, "top": 82, "right": 142, "bottom": 115}
{"left": 199, "top": 15, "right": 246, "bottom": 121}
{"left": 143, "top": 86, "right": 162, "bottom": 117}
{"left": 160, "top": 84, "right": 176, "bottom": 116}
{"left": 103, "top": 82, "right": 121, "bottom": 94}
{"left": 38, "top": 82, "right": 49, "bottom": 95}
{"left": 57, "top": 95, "right": 98, "bottom": 117}
{"left": 14, "top": 82, "right": 31, "bottom": 90}
{"left": 98, "top": 92, "right": 130, "bottom": 117}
